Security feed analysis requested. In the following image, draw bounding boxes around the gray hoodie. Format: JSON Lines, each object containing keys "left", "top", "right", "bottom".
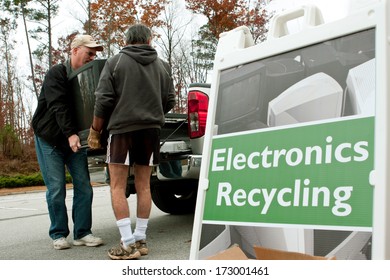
{"left": 94, "top": 44, "right": 176, "bottom": 134}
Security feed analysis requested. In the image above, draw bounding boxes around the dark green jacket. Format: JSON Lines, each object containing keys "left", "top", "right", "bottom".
{"left": 94, "top": 44, "right": 176, "bottom": 134}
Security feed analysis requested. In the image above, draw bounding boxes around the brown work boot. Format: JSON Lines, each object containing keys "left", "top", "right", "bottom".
{"left": 108, "top": 242, "right": 141, "bottom": 260}
{"left": 135, "top": 239, "right": 149, "bottom": 255}
{"left": 135, "top": 239, "right": 149, "bottom": 256}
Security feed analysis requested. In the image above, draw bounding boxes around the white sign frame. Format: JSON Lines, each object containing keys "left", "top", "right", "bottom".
{"left": 190, "top": 1, "right": 390, "bottom": 260}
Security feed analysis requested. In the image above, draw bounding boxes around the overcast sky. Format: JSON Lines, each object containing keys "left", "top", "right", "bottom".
{"left": 52, "top": 0, "right": 355, "bottom": 39}
{"left": 16, "top": 0, "right": 360, "bottom": 79}
{"left": 22, "top": 0, "right": 356, "bottom": 52}
{"left": 15, "top": 0, "right": 370, "bottom": 112}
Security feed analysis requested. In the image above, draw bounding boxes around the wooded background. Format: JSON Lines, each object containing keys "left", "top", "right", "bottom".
{"left": 0, "top": 0, "right": 272, "bottom": 174}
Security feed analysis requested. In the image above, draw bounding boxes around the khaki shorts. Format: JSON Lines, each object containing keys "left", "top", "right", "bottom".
{"left": 106, "top": 128, "right": 160, "bottom": 166}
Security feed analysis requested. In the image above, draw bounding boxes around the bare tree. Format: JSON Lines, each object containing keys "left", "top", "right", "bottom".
{"left": 67, "top": 0, "right": 92, "bottom": 34}
{"left": 154, "top": 0, "right": 195, "bottom": 113}
{"left": 27, "top": 0, "right": 60, "bottom": 89}
{"left": 0, "top": 19, "right": 16, "bottom": 129}
{"left": 1, "top": 0, "right": 40, "bottom": 98}
{"left": 0, "top": 17, "right": 26, "bottom": 158}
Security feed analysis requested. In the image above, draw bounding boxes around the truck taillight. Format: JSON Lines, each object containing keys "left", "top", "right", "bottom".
{"left": 188, "top": 90, "right": 209, "bottom": 139}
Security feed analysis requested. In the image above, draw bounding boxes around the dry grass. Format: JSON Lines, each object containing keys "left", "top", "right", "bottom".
{"left": 0, "top": 144, "right": 40, "bottom": 176}
{"left": 0, "top": 158, "right": 40, "bottom": 176}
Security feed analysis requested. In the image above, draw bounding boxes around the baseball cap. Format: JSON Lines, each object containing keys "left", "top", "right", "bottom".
{"left": 71, "top": 35, "right": 103, "bottom": 51}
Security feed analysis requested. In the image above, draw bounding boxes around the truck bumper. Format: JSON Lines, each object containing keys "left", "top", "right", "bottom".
{"left": 157, "top": 154, "right": 202, "bottom": 181}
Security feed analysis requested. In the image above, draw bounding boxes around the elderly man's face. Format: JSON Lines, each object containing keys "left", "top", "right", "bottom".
{"left": 72, "top": 46, "right": 98, "bottom": 70}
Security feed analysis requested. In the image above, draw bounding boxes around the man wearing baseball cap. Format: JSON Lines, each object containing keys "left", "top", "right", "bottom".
{"left": 71, "top": 34, "right": 104, "bottom": 50}
{"left": 70, "top": 35, "right": 103, "bottom": 69}
{"left": 32, "top": 34, "right": 104, "bottom": 250}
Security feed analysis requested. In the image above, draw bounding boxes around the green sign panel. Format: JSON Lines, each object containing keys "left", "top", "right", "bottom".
{"left": 204, "top": 117, "right": 374, "bottom": 229}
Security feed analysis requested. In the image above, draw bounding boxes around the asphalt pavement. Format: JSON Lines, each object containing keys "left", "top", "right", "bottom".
{"left": 0, "top": 170, "right": 195, "bottom": 260}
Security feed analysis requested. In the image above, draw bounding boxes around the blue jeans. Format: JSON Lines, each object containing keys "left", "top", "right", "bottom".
{"left": 34, "top": 135, "right": 93, "bottom": 240}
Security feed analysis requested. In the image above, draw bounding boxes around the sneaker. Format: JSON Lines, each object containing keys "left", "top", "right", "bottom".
{"left": 135, "top": 239, "right": 149, "bottom": 255}
{"left": 53, "top": 237, "right": 71, "bottom": 250}
{"left": 73, "top": 234, "right": 104, "bottom": 247}
{"left": 108, "top": 242, "right": 141, "bottom": 260}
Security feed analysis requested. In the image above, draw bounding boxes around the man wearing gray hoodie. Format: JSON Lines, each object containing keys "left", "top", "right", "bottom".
{"left": 88, "top": 24, "right": 175, "bottom": 260}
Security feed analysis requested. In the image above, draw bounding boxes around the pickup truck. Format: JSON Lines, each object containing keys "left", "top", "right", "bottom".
{"left": 68, "top": 59, "right": 203, "bottom": 215}
{"left": 187, "top": 83, "right": 211, "bottom": 157}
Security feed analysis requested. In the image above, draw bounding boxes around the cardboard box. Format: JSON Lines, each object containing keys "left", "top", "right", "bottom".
{"left": 254, "top": 245, "right": 336, "bottom": 260}
{"left": 207, "top": 244, "right": 335, "bottom": 260}
{"left": 207, "top": 244, "right": 249, "bottom": 260}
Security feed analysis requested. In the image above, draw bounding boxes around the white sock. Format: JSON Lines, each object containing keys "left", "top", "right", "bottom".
{"left": 134, "top": 217, "right": 149, "bottom": 241}
{"left": 116, "top": 218, "right": 135, "bottom": 247}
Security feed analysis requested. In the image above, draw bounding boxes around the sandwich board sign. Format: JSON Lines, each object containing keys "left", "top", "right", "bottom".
{"left": 190, "top": 1, "right": 390, "bottom": 260}
{"left": 205, "top": 117, "right": 374, "bottom": 228}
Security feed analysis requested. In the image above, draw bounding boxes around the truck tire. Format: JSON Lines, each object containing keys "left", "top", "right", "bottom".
{"left": 151, "top": 179, "right": 198, "bottom": 215}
